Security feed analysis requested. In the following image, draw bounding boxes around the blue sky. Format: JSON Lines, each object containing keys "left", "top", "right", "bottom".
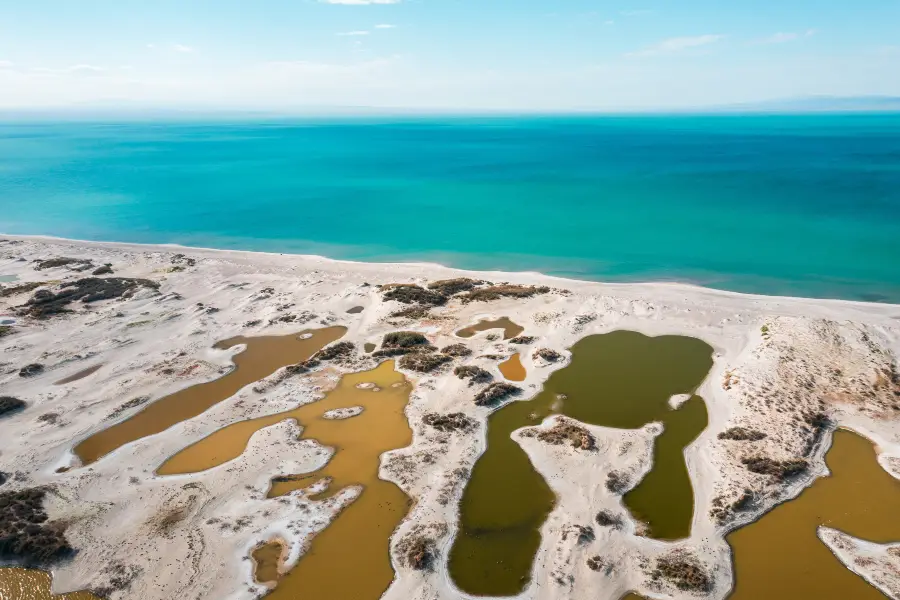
{"left": 1, "top": 0, "right": 899, "bottom": 111}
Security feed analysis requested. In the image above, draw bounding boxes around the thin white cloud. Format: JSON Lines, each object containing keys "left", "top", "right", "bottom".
{"left": 172, "top": 43, "right": 194, "bottom": 53}
{"left": 338, "top": 30, "right": 370, "bottom": 36}
{"left": 627, "top": 34, "right": 724, "bottom": 58}
{"left": 320, "top": 0, "right": 400, "bottom": 4}
{"left": 604, "top": 20, "right": 615, "bottom": 26}
{"left": 0, "top": 60, "right": 14, "bottom": 69}
{"left": 757, "top": 30, "right": 816, "bottom": 45}
{"left": 374, "top": 23, "right": 396, "bottom": 29}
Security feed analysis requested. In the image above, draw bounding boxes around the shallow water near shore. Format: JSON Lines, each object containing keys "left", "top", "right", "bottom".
{"left": 456, "top": 317, "right": 524, "bottom": 341}
{"left": 727, "top": 429, "right": 900, "bottom": 599}
{"left": 159, "top": 361, "right": 413, "bottom": 600}
{"left": 0, "top": 568, "right": 98, "bottom": 600}
{"left": 251, "top": 541, "right": 283, "bottom": 584}
{"left": 448, "top": 331, "right": 714, "bottom": 596}
{"left": 74, "top": 327, "right": 346, "bottom": 465}
{"left": 3, "top": 116, "right": 900, "bottom": 303}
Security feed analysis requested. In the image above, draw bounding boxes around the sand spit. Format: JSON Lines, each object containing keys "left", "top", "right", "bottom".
{"left": 0, "top": 234, "right": 898, "bottom": 600}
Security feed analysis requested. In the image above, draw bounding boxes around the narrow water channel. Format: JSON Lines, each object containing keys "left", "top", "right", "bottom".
{"left": 727, "top": 429, "right": 900, "bottom": 599}
{"left": 0, "top": 568, "right": 98, "bottom": 600}
{"left": 456, "top": 317, "right": 524, "bottom": 341}
{"left": 159, "top": 361, "right": 413, "bottom": 600}
{"left": 74, "top": 327, "right": 346, "bottom": 465}
{"left": 449, "top": 331, "right": 713, "bottom": 596}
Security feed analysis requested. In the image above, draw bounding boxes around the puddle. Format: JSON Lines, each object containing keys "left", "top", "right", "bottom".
{"left": 364, "top": 343, "right": 376, "bottom": 353}
{"left": 498, "top": 353, "right": 526, "bottom": 382}
{"left": 448, "top": 331, "right": 713, "bottom": 596}
{"left": 0, "top": 568, "right": 99, "bottom": 600}
{"left": 456, "top": 317, "right": 525, "bottom": 341}
{"left": 727, "top": 429, "right": 900, "bottom": 599}
{"left": 0, "top": 274, "right": 18, "bottom": 282}
{"left": 159, "top": 361, "right": 413, "bottom": 600}
{"left": 346, "top": 306, "right": 364, "bottom": 314}
{"left": 73, "top": 327, "right": 347, "bottom": 465}
{"left": 53, "top": 364, "right": 103, "bottom": 386}
{"left": 252, "top": 540, "right": 284, "bottom": 584}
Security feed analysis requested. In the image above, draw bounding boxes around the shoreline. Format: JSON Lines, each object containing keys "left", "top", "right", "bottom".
{"left": 1, "top": 234, "right": 898, "bottom": 600}
{"left": 4, "top": 232, "right": 899, "bottom": 313}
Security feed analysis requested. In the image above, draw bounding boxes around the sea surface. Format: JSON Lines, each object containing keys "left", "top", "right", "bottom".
{"left": 1, "top": 114, "right": 899, "bottom": 303}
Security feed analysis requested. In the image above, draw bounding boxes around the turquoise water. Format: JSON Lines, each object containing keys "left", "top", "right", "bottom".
{"left": 1, "top": 114, "right": 899, "bottom": 302}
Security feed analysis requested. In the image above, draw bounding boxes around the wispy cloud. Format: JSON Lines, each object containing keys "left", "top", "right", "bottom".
{"left": 374, "top": 23, "right": 396, "bottom": 29}
{"left": 320, "top": 0, "right": 401, "bottom": 4}
{"left": 627, "top": 34, "right": 724, "bottom": 58}
{"left": 337, "top": 30, "right": 370, "bottom": 36}
{"left": 757, "top": 30, "right": 816, "bottom": 45}
{"left": 0, "top": 60, "right": 14, "bottom": 69}
{"left": 172, "top": 43, "right": 194, "bottom": 53}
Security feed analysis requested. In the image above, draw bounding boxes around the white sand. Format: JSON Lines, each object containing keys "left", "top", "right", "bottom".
{"left": 1, "top": 234, "right": 899, "bottom": 600}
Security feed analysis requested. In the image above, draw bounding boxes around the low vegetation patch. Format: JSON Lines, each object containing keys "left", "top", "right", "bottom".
{"left": 605, "top": 471, "right": 629, "bottom": 494}
{"left": 34, "top": 257, "right": 92, "bottom": 271}
{"left": 533, "top": 348, "right": 563, "bottom": 362}
{"left": 651, "top": 552, "right": 712, "bottom": 593}
{"left": 0, "top": 487, "right": 74, "bottom": 566}
{"left": 18, "top": 364, "right": 44, "bottom": 378}
{"left": 382, "top": 284, "right": 447, "bottom": 307}
{"left": 21, "top": 277, "right": 160, "bottom": 319}
{"left": 426, "top": 278, "right": 488, "bottom": 296}
{"left": 524, "top": 418, "right": 595, "bottom": 450}
{"left": 0, "top": 281, "right": 45, "bottom": 298}
{"left": 92, "top": 265, "right": 113, "bottom": 276}
{"left": 312, "top": 341, "right": 356, "bottom": 363}
{"left": 460, "top": 284, "right": 550, "bottom": 303}
{"left": 718, "top": 427, "right": 767, "bottom": 441}
{"left": 0, "top": 325, "right": 13, "bottom": 338}
{"left": 382, "top": 331, "right": 430, "bottom": 349}
{"left": 390, "top": 306, "right": 432, "bottom": 320}
{"left": 595, "top": 510, "right": 623, "bottom": 528}
{"left": 0, "top": 396, "right": 26, "bottom": 418}
{"left": 741, "top": 456, "right": 808, "bottom": 481}
{"left": 399, "top": 352, "right": 452, "bottom": 373}
{"left": 509, "top": 335, "right": 536, "bottom": 344}
{"left": 422, "top": 412, "right": 477, "bottom": 433}
{"left": 473, "top": 382, "right": 521, "bottom": 407}
{"left": 441, "top": 343, "right": 473, "bottom": 357}
{"left": 454, "top": 365, "right": 493, "bottom": 384}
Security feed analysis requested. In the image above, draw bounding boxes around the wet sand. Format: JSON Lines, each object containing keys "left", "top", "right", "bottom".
{"left": 456, "top": 317, "right": 524, "bottom": 341}
{"left": 0, "top": 568, "right": 98, "bottom": 600}
{"left": 449, "top": 331, "right": 714, "bottom": 596}
{"left": 74, "top": 327, "right": 346, "bottom": 465}
{"left": 727, "top": 429, "right": 900, "bottom": 599}
{"left": 54, "top": 364, "right": 103, "bottom": 385}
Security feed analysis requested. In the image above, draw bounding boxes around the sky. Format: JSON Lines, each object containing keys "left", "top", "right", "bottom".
{"left": 0, "top": 0, "right": 899, "bottom": 112}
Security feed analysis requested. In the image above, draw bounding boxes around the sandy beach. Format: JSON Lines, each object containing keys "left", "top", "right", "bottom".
{"left": 1, "top": 234, "right": 899, "bottom": 600}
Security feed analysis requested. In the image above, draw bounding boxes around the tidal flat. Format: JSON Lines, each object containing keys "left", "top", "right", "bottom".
{"left": 0, "top": 235, "right": 899, "bottom": 600}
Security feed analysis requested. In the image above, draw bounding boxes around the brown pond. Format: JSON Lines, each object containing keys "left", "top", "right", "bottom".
{"left": 498, "top": 353, "right": 526, "bottom": 382}
{"left": 252, "top": 540, "right": 284, "bottom": 584}
{"left": 160, "top": 361, "right": 413, "bottom": 600}
{"left": 0, "top": 568, "right": 99, "bottom": 600}
{"left": 727, "top": 428, "right": 900, "bottom": 599}
{"left": 53, "top": 364, "right": 103, "bottom": 385}
{"left": 73, "top": 327, "right": 346, "bottom": 465}
{"left": 456, "top": 317, "right": 524, "bottom": 341}
{"left": 346, "top": 306, "right": 365, "bottom": 314}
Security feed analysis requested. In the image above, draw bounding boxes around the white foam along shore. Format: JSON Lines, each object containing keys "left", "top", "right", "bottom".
{"left": 0, "top": 234, "right": 899, "bottom": 600}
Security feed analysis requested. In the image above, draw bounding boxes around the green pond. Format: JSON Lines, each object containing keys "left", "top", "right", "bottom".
{"left": 448, "top": 331, "right": 714, "bottom": 596}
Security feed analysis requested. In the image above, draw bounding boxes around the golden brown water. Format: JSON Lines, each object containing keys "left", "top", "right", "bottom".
{"left": 456, "top": 317, "right": 524, "bottom": 340}
{"left": 74, "top": 327, "right": 346, "bottom": 465}
{"left": 158, "top": 361, "right": 414, "bottom": 600}
{"left": 498, "top": 353, "right": 526, "bottom": 382}
{"left": 53, "top": 364, "right": 103, "bottom": 385}
{"left": 252, "top": 541, "right": 284, "bottom": 584}
{"left": 0, "top": 568, "right": 99, "bottom": 600}
{"left": 727, "top": 429, "right": 900, "bottom": 599}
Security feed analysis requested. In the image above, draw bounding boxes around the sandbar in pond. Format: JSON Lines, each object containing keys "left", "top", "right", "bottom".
{"left": 449, "top": 331, "right": 713, "bottom": 596}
